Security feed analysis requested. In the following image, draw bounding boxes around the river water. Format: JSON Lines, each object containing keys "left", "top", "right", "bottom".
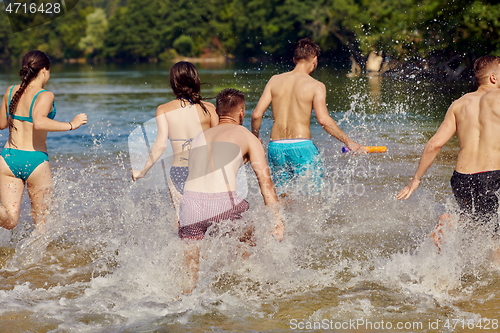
{"left": 0, "top": 61, "right": 498, "bottom": 332}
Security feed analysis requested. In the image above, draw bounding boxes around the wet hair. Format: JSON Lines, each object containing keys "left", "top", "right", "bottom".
{"left": 169, "top": 61, "right": 209, "bottom": 114}
{"left": 9, "top": 50, "right": 51, "bottom": 131}
{"left": 293, "top": 38, "right": 321, "bottom": 62}
{"left": 473, "top": 55, "right": 500, "bottom": 85}
{"left": 215, "top": 88, "right": 245, "bottom": 117}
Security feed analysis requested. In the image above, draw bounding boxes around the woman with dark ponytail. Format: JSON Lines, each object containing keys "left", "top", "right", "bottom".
{"left": 0, "top": 50, "right": 87, "bottom": 231}
{"left": 132, "top": 61, "right": 218, "bottom": 218}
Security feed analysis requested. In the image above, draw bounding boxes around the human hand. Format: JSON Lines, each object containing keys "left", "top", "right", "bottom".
{"left": 272, "top": 221, "right": 284, "bottom": 241}
{"left": 396, "top": 177, "right": 421, "bottom": 200}
{"left": 347, "top": 142, "right": 367, "bottom": 154}
{"left": 70, "top": 113, "right": 88, "bottom": 130}
{"left": 132, "top": 170, "right": 143, "bottom": 181}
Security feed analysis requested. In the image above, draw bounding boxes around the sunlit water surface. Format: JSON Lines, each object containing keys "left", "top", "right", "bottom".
{"left": 0, "top": 62, "right": 498, "bottom": 333}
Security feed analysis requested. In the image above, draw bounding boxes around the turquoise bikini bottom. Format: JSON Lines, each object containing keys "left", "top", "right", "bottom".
{"left": 1, "top": 148, "right": 49, "bottom": 181}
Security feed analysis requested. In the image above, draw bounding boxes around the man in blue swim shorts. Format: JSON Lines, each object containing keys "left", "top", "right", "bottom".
{"left": 252, "top": 38, "right": 362, "bottom": 192}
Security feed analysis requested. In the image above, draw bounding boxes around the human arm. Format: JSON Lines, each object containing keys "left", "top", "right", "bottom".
{"left": 132, "top": 107, "right": 169, "bottom": 181}
{"left": 313, "top": 83, "right": 361, "bottom": 151}
{"left": 397, "top": 106, "right": 457, "bottom": 200}
{"left": 0, "top": 87, "right": 10, "bottom": 130}
{"left": 251, "top": 80, "right": 273, "bottom": 138}
{"left": 32, "top": 92, "right": 87, "bottom": 131}
{"left": 247, "top": 134, "right": 284, "bottom": 240}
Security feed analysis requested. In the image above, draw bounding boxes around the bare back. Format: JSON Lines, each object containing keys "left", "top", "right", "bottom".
{"left": 454, "top": 87, "right": 500, "bottom": 173}
{"left": 184, "top": 124, "right": 249, "bottom": 193}
{"left": 157, "top": 99, "right": 216, "bottom": 166}
{"left": 267, "top": 71, "right": 321, "bottom": 140}
{"left": 1, "top": 85, "right": 54, "bottom": 152}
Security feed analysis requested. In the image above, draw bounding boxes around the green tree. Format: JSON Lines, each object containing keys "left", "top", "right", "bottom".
{"left": 161, "top": 0, "right": 216, "bottom": 56}
{"left": 2, "top": 0, "right": 500, "bottom": 65}
{"left": 173, "top": 35, "right": 196, "bottom": 57}
{"left": 227, "top": 0, "right": 318, "bottom": 57}
{"left": 79, "top": 8, "right": 109, "bottom": 57}
{"left": 103, "top": 0, "right": 169, "bottom": 60}
{"left": 460, "top": 1, "right": 500, "bottom": 57}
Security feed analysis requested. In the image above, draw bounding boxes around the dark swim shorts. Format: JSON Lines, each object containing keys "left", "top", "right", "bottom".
{"left": 450, "top": 170, "right": 500, "bottom": 232}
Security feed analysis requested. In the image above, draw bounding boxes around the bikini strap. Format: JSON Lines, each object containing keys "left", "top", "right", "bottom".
{"left": 7, "top": 85, "right": 15, "bottom": 111}
{"left": 29, "top": 89, "right": 47, "bottom": 119}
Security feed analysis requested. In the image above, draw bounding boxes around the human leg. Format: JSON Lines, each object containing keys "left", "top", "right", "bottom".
{"left": 168, "top": 176, "right": 182, "bottom": 222}
{"left": 182, "top": 240, "right": 200, "bottom": 294}
{"left": 431, "top": 213, "right": 455, "bottom": 253}
{"left": 26, "top": 161, "right": 53, "bottom": 233}
{"left": 0, "top": 157, "right": 25, "bottom": 230}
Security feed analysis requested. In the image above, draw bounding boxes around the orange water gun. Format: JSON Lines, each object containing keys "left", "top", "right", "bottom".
{"left": 342, "top": 146, "right": 387, "bottom": 153}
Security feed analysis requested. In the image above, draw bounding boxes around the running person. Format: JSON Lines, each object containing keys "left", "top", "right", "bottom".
{"left": 180, "top": 88, "right": 283, "bottom": 293}
{"left": 397, "top": 55, "right": 500, "bottom": 234}
{"left": 132, "top": 62, "right": 218, "bottom": 217}
{"left": 0, "top": 50, "right": 87, "bottom": 231}
{"left": 251, "top": 38, "right": 362, "bottom": 191}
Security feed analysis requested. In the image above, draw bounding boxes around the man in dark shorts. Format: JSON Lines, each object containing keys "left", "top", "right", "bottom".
{"left": 397, "top": 55, "right": 500, "bottom": 236}
{"left": 179, "top": 88, "right": 283, "bottom": 293}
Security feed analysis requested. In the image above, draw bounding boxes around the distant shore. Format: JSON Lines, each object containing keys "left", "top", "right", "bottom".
{"left": 172, "top": 55, "right": 228, "bottom": 63}
{"left": 61, "top": 55, "right": 229, "bottom": 64}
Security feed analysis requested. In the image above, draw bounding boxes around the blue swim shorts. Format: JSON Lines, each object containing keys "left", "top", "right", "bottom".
{"left": 268, "top": 139, "right": 324, "bottom": 190}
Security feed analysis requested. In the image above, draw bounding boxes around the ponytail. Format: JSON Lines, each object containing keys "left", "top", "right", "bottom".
{"left": 170, "top": 61, "right": 210, "bottom": 115}
{"left": 177, "top": 90, "right": 209, "bottom": 114}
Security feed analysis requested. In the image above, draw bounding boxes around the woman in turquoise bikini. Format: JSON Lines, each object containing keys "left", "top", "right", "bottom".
{"left": 0, "top": 50, "right": 87, "bottom": 231}
{"left": 132, "top": 61, "right": 218, "bottom": 218}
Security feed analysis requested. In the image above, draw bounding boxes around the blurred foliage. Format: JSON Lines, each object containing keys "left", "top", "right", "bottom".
{"left": 79, "top": 8, "right": 108, "bottom": 57}
{"left": 0, "top": 0, "right": 499, "bottom": 65}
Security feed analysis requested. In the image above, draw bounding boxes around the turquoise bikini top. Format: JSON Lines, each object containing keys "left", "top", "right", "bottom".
{"left": 7, "top": 85, "right": 56, "bottom": 123}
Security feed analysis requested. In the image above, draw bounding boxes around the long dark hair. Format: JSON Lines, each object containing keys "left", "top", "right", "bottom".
{"left": 9, "top": 50, "right": 51, "bottom": 131}
{"left": 169, "top": 61, "right": 209, "bottom": 114}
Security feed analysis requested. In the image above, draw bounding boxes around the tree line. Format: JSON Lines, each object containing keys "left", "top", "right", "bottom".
{"left": 0, "top": 0, "right": 499, "bottom": 68}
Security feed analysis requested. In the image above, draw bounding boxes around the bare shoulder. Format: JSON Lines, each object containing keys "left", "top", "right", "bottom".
{"left": 270, "top": 72, "right": 286, "bottom": 80}
{"left": 449, "top": 91, "right": 476, "bottom": 110}
{"left": 241, "top": 126, "right": 263, "bottom": 147}
{"left": 267, "top": 73, "right": 286, "bottom": 85}
{"left": 230, "top": 125, "right": 257, "bottom": 142}
{"left": 313, "top": 78, "right": 326, "bottom": 90}
{"left": 241, "top": 124, "right": 258, "bottom": 137}
{"left": 300, "top": 73, "right": 324, "bottom": 90}
{"left": 269, "top": 71, "right": 302, "bottom": 83}
{"left": 4, "top": 85, "right": 16, "bottom": 96}
{"left": 156, "top": 99, "right": 180, "bottom": 115}
{"left": 481, "top": 89, "right": 500, "bottom": 114}
{"left": 201, "top": 100, "right": 216, "bottom": 112}
{"left": 37, "top": 90, "right": 55, "bottom": 102}
{"left": 482, "top": 87, "right": 500, "bottom": 101}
